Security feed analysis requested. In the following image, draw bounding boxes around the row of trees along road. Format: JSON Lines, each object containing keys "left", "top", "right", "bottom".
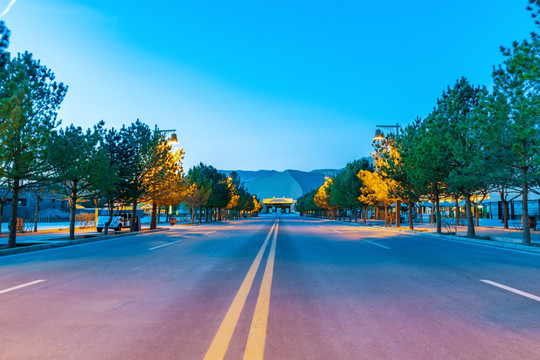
{"left": 297, "top": 2, "right": 540, "bottom": 244}
{"left": 183, "top": 163, "right": 262, "bottom": 224}
{"left": 0, "top": 21, "right": 261, "bottom": 248}
{"left": 295, "top": 159, "right": 373, "bottom": 222}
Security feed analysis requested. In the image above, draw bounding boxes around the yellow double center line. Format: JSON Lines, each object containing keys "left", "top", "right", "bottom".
{"left": 204, "top": 219, "right": 279, "bottom": 360}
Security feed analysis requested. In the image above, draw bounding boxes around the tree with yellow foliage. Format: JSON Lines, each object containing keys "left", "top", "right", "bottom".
{"left": 252, "top": 195, "right": 262, "bottom": 213}
{"left": 142, "top": 139, "right": 186, "bottom": 229}
{"left": 372, "top": 134, "right": 405, "bottom": 227}
{"left": 358, "top": 169, "right": 397, "bottom": 227}
{"left": 183, "top": 182, "right": 212, "bottom": 224}
{"left": 314, "top": 177, "right": 337, "bottom": 219}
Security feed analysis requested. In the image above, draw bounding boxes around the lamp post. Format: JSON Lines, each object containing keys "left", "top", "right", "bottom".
{"left": 373, "top": 123, "right": 400, "bottom": 141}
{"left": 154, "top": 125, "right": 178, "bottom": 143}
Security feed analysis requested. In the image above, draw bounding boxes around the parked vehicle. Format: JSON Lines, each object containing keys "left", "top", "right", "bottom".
{"left": 96, "top": 213, "right": 132, "bottom": 232}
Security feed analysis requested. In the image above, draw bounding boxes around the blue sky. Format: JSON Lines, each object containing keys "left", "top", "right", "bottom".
{"left": 1, "top": 1, "right": 536, "bottom": 171}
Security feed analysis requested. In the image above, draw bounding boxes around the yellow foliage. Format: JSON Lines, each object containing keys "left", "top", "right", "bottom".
{"left": 314, "top": 178, "right": 333, "bottom": 210}
{"left": 226, "top": 177, "right": 240, "bottom": 210}
{"left": 183, "top": 183, "right": 211, "bottom": 208}
{"left": 252, "top": 196, "right": 262, "bottom": 212}
{"left": 357, "top": 170, "right": 396, "bottom": 206}
{"left": 143, "top": 145, "right": 186, "bottom": 206}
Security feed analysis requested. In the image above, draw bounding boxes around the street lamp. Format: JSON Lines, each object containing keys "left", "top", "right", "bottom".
{"left": 155, "top": 125, "right": 178, "bottom": 143}
{"left": 373, "top": 123, "right": 400, "bottom": 141}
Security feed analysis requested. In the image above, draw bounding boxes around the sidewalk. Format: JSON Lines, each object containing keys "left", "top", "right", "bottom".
{"left": 339, "top": 218, "right": 540, "bottom": 252}
{"left": 0, "top": 218, "right": 192, "bottom": 246}
{"left": 0, "top": 217, "right": 227, "bottom": 254}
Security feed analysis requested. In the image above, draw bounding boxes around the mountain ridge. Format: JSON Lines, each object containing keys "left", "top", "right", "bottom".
{"left": 220, "top": 168, "right": 339, "bottom": 200}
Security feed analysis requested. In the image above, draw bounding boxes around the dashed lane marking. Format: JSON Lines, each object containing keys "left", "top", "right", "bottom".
{"left": 0, "top": 280, "right": 46, "bottom": 295}
{"left": 365, "top": 240, "right": 391, "bottom": 250}
{"left": 481, "top": 280, "right": 540, "bottom": 302}
{"left": 148, "top": 241, "right": 180, "bottom": 251}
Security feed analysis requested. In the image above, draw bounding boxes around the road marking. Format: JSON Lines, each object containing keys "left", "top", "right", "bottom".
{"left": 365, "top": 240, "right": 391, "bottom": 249}
{"left": 318, "top": 225, "right": 325, "bottom": 228}
{"left": 148, "top": 240, "right": 180, "bottom": 251}
{"left": 227, "top": 226, "right": 234, "bottom": 228}
{"left": 243, "top": 221, "right": 279, "bottom": 360}
{"left": 205, "top": 231, "right": 217, "bottom": 235}
{"left": 204, "top": 220, "right": 278, "bottom": 360}
{"left": 0, "top": 280, "right": 46, "bottom": 295}
{"left": 111, "top": 298, "right": 134, "bottom": 311}
{"left": 480, "top": 280, "right": 540, "bottom": 302}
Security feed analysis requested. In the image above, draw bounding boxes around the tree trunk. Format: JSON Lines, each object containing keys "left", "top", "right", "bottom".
{"left": 502, "top": 200, "right": 509, "bottom": 228}
{"left": 396, "top": 200, "right": 401, "bottom": 228}
{"left": 34, "top": 194, "right": 40, "bottom": 232}
{"left": 0, "top": 202, "right": 4, "bottom": 234}
{"left": 522, "top": 175, "right": 530, "bottom": 244}
{"left": 151, "top": 203, "right": 158, "bottom": 230}
{"left": 69, "top": 188, "right": 77, "bottom": 240}
{"left": 198, "top": 207, "right": 202, "bottom": 223}
{"left": 475, "top": 205, "right": 480, "bottom": 227}
{"left": 435, "top": 194, "right": 442, "bottom": 234}
{"left": 362, "top": 206, "right": 366, "bottom": 224}
{"left": 408, "top": 202, "right": 414, "bottom": 230}
{"left": 465, "top": 195, "right": 475, "bottom": 238}
{"left": 130, "top": 200, "right": 138, "bottom": 232}
{"left": 190, "top": 205, "right": 194, "bottom": 224}
{"left": 455, "top": 197, "right": 460, "bottom": 226}
{"left": 8, "top": 179, "right": 20, "bottom": 248}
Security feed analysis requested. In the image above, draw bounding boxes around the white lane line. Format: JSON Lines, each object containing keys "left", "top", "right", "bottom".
{"left": 480, "top": 280, "right": 540, "bottom": 302}
{"left": 365, "top": 240, "right": 391, "bottom": 250}
{"left": 0, "top": 280, "right": 46, "bottom": 295}
{"left": 318, "top": 225, "right": 325, "bottom": 228}
{"left": 331, "top": 229, "right": 343, "bottom": 234}
{"left": 111, "top": 299, "right": 135, "bottom": 311}
{"left": 205, "top": 231, "right": 216, "bottom": 235}
{"left": 227, "top": 226, "right": 234, "bottom": 228}
{"left": 148, "top": 240, "right": 180, "bottom": 251}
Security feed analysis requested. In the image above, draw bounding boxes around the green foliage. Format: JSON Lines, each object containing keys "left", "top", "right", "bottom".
{"left": 0, "top": 22, "right": 67, "bottom": 246}
{"left": 490, "top": 30, "right": 540, "bottom": 243}
{"left": 329, "top": 159, "right": 372, "bottom": 209}
{"left": 48, "top": 121, "right": 108, "bottom": 239}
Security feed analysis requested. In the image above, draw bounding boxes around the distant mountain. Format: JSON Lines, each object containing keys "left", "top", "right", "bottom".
{"left": 221, "top": 168, "right": 338, "bottom": 200}
{"left": 221, "top": 158, "right": 372, "bottom": 200}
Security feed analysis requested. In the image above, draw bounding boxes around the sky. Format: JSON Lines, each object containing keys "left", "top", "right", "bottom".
{"left": 0, "top": 1, "right": 536, "bottom": 171}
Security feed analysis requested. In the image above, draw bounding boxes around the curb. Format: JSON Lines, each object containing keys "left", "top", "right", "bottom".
{"left": 371, "top": 225, "right": 540, "bottom": 254}
{"left": 0, "top": 228, "right": 169, "bottom": 257}
{"left": 318, "top": 218, "right": 540, "bottom": 255}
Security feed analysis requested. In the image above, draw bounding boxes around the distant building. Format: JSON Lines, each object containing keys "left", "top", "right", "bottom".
{"left": 1, "top": 190, "right": 69, "bottom": 221}
{"left": 262, "top": 197, "right": 294, "bottom": 213}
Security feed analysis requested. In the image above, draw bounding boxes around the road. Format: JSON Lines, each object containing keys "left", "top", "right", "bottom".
{"left": 1, "top": 214, "right": 539, "bottom": 359}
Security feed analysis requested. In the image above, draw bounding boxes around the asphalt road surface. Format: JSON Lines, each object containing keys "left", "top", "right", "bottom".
{"left": 1, "top": 214, "right": 539, "bottom": 359}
